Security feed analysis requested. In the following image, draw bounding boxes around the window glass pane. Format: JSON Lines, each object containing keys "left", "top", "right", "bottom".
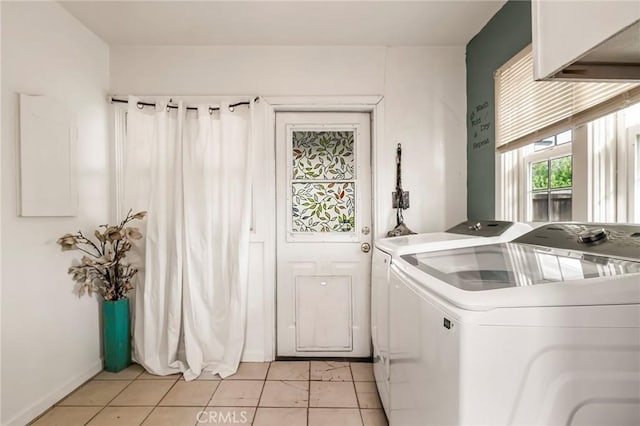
{"left": 292, "top": 131, "right": 354, "bottom": 180}
{"left": 292, "top": 182, "right": 355, "bottom": 232}
{"left": 556, "top": 129, "right": 572, "bottom": 145}
{"left": 534, "top": 137, "right": 555, "bottom": 151}
{"left": 532, "top": 192, "right": 549, "bottom": 221}
{"left": 550, "top": 190, "right": 572, "bottom": 221}
{"left": 531, "top": 160, "right": 549, "bottom": 190}
{"left": 550, "top": 155, "right": 572, "bottom": 189}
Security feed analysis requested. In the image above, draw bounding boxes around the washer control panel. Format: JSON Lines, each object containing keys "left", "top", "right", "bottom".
{"left": 577, "top": 228, "right": 608, "bottom": 244}
{"left": 514, "top": 223, "right": 640, "bottom": 261}
{"left": 446, "top": 220, "right": 514, "bottom": 237}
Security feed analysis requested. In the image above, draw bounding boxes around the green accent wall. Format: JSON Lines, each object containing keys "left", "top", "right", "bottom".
{"left": 466, "top": 0, "right": 531, "bottom": 220}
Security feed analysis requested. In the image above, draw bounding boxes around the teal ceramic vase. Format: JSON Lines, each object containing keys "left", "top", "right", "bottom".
{"left": 103, "top": 298, "right": 131, "bottom": 372}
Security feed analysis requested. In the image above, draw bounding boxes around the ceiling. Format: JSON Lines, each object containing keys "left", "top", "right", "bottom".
{"left": 59, "top": 0, "right": 506, "bottom": 46}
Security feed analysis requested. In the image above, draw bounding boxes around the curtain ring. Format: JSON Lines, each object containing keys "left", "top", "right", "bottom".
{"left": 228, "top": 105, "right": 235, "bottom": 112}
{"left": 136, "top": 102, "right": 143, "bottom": 110}
{"left": 209, "top": 107, "right": 214, "bottom": 115}
{"left": 166, "top": 105, "right": 171, "bottom": 113}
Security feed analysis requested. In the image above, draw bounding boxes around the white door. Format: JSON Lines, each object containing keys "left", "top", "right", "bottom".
{"left": 276, "top": 112, "right": 372, "bottom": 357}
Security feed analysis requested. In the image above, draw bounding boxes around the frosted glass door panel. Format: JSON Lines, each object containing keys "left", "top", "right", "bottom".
{"left": 288, "top": 127, "right": 358, "bottom": 239}
{"left": 292, "top": 182, "right": 355, "bottom": 232}
{"left": 292, "top": 131, "right": 354, "bottom": 179}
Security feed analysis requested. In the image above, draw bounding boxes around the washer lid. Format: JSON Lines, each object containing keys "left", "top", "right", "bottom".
{"left": 375, "top": 232, "right": 475, "bottom": 255}
{"left": 374, "top": 222, "right": 533, "bottom": 256}
{"left": 401, "top": 242, "right": 640, "bottom": 292}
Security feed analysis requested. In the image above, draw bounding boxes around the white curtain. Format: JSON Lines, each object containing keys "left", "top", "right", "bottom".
{"left": 122, "top": 96, "right": 253, "bottom": 380}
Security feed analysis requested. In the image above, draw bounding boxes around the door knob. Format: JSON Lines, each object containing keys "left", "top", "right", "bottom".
{"left": 361, "top": 242, "right": 371, "bottom": 253}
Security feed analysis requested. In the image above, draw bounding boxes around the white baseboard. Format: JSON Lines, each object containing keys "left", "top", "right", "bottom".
{"left": 240, "top": 350, "right": 268, "bottom": 363}
{"left": 5, "top": 351, "right": 264, "bottom": 425}
{"left": 4, "top": 359, "right": 103, "bottom": 426}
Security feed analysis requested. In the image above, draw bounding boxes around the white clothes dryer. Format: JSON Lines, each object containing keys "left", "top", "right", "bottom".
{"left": 389, "top": 223, "right": 640, "bottom": 426}
{"left": 372, "top": 220, "right": 534, "bottom": 417}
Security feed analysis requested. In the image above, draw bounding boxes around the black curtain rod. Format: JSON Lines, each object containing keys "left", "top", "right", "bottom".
{"left": 109, "top": 97, "right": 259, "bottom": 113}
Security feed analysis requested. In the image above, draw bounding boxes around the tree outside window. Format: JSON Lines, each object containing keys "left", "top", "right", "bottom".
{"left": 529, "top": 130, "right": 573, "bottom": 222}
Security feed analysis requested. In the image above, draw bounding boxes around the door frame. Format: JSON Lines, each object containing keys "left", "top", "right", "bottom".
{"left": 261, "top": 95, "right": 385, "bottom": 360}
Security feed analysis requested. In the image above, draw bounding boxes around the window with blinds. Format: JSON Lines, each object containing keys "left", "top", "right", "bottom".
{"left": 496, "top": 102, "right": 640, "bottom": 224}
{"left": 495, "top": 45, "right": 640, "bottom": 153}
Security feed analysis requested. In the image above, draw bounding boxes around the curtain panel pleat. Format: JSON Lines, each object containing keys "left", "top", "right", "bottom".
{"left": 123, "top": 96, "right": 255, "bottom": 380}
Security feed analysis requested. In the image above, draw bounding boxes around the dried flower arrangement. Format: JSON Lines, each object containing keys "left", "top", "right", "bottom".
{"left": 57, "top": 210, "right": 146, "bottom": 301}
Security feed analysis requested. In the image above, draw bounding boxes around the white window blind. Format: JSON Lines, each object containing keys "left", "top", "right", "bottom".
{"left": 495, "top": 45, "right": 640, "bottom": 153}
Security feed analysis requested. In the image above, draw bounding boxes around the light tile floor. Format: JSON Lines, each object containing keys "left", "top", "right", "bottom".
{"left": 31, "top": 361, "right": 388, "bottom": 426}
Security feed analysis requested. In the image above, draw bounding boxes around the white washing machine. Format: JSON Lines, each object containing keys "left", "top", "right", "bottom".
{"left": 372, "top": 220, "right": 534, "bottom": 417}
{"left": 389, "top": 223, "right": 640, "bottom": 426}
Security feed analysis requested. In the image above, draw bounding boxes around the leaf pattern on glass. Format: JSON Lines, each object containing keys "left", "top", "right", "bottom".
{"left": 292, "top": 182, "right": 355, "bottom": 232}
{"left": 292, "top": 131, "right": 354, "bottom": 180}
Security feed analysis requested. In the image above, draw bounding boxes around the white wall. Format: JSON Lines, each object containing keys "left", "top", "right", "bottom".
{"left": 110, "top": 45, "right": 467, "bottom": 234}
{"left": 110, "top": 45, "right": 467, "bottom": 361}
{"left": 1, "top": 2, "right": 110, "bottom": 425}
{"left": 382, "top": 47, "right": 468, "bottom": 233}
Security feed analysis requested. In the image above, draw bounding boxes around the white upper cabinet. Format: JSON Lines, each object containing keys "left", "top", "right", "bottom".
{"left": 532, "top": 0, "right": 640, "bottom": 81}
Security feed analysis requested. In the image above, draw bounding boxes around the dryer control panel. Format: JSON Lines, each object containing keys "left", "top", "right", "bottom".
{"left": 446, "top": 220, "right": 514, "bottom": 237}
{"left": 514, "top": 223, "right": 640, "bottom": 261}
